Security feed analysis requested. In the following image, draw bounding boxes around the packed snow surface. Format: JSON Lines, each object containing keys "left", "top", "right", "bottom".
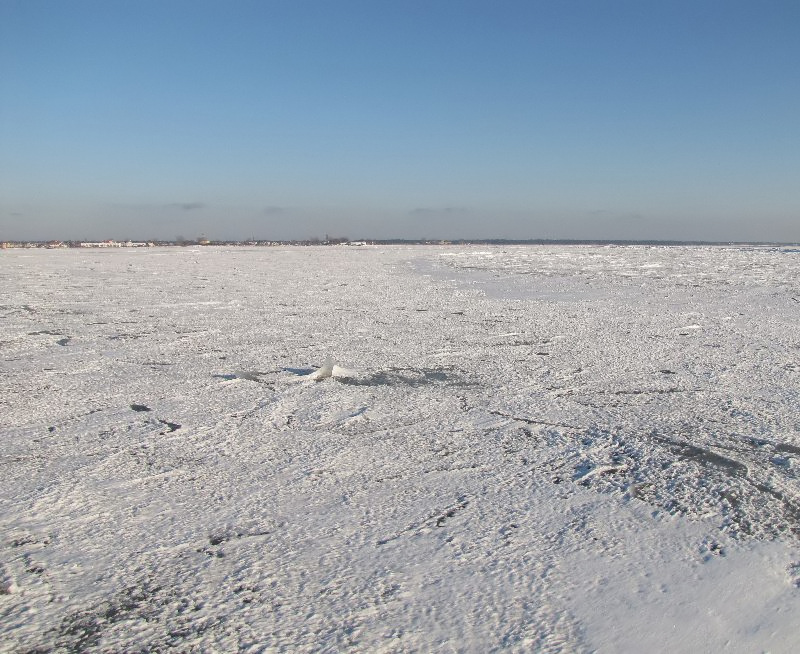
{"left": 2, "top": 244, "right": 799, "bottom": 653}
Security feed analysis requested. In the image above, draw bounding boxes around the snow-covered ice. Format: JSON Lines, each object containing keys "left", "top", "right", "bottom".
{"left": 1, "top": 244, "right": 799, "bottom": 652}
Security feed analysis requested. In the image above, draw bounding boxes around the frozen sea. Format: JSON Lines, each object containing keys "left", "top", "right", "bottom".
{"left": 1, "top": 244, "right": 799, "bottom": 653}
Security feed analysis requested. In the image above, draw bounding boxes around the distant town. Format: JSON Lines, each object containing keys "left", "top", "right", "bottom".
{"left": 2, "top": 236, "right": 357, "bottom": 249}
{"left": 2, "top": 236, "right": 798, "bottom": 249}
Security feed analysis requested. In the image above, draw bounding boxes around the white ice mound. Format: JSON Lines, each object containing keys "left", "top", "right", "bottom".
{"left": 309, "top": 357, "right": 334, "bottom": 380}
{"left": 308, "top": 357, "right": 357, "bottom": 381}
{"left": 332, "top": 364, "right": 358, "bottom": 378}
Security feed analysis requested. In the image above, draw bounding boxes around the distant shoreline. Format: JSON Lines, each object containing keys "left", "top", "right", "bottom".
{"left": 3, "top": 238, "right": 799, "bottom": 249}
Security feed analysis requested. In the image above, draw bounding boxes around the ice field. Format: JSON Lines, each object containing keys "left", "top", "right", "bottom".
{"left": 2, "top": 244, "right": 800, "bottom": 652}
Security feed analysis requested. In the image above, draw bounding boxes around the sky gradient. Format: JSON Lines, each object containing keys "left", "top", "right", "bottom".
{"left": 2, "top": 0, "right": 799, "bottom": 242}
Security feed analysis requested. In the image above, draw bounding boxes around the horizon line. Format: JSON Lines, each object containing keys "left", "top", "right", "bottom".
{"left": 3, "top": 237, "right": 799, "bottom": 248}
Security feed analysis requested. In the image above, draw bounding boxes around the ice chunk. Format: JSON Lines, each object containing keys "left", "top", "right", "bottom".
{"left": 308, "top": 357, "right": 357, "bottom": 380}
{"left": 309, "top": 357, "right": 334, "bottom": 381}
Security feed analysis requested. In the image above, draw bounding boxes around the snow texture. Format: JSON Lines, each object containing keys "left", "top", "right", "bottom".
{"left": 1, "top": 244, "right": 799, "bottom": 653}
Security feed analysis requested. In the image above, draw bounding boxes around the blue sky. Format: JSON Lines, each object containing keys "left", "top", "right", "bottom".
{"left": 1, "top": 0, "right": 798, "bottom": 241}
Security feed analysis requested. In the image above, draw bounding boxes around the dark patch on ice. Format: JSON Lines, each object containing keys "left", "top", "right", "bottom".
{"left": 435, "top": 497, "right": 470, "bottom": 527}
{"left": 651, "top": 435, "right": 747, "bottom": 477}
{"left": 208, "top": 528, "right": 273, "bottom": 546}
{"left": 158, "top": 420, "right": 180, "bottom": 434}
{"left": 699, "top": 539, "right": 726, "bottom": 561}
{"left": 130, "top": 404, "right": 151, "bottom": 412}
{"left": 197, "top": 546, "right": 225, "bottom": 559}
{"left": 56, "top": 580, "right": 166, "bottom": 652}
{"left": 607, "top": 387, "right": 684, "bottom": 396}
{"left": 623, "top": 430, "right": 800, "bottom": 538}
{"left": 284, "top": 366, "right": 316, "bottom": 376}
{"left": 56, "top": 337, "right": 71, "bottom": 346}
{"left": 488, "top": 410, "right": 585, "bottom": 431}
{"left": 56, "top": 613, "right": 104, "bottom": 652}
{"left": 749, "top": 482, "right": 800, "bottom": 531}
{"left": 338, "top": 367, "right": 475, "bottom": 388}
{"left": 222, "top": 370, "right": 274, "bottom": 383}
{"left": 10, "top": 533, "right": 50, "bottom": 548}
{"left": 377, "top": 495, "right": 472, "bottom": 545}
{"left": 775, "top": 442, "right": 800, "bottom": 456}
{"left": 174, "top": 329, "right": 207, "bottom": 336}
{"left": 788, "top": 562, "right": 800, "bottom": 587}
{"left": 28, "top": 329, "right": 64, "bottom": 336}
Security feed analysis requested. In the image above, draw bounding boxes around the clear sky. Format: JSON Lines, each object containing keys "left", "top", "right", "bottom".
{"left": 2, "top": 0, "right": 799, "bottom": 242}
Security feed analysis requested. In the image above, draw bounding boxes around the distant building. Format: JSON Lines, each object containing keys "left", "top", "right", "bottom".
{"left": 77, "top": 240, "right": 153, "bottom": 248}
{"left": 80, "top": 240, "right": 119, "bottom": 247}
